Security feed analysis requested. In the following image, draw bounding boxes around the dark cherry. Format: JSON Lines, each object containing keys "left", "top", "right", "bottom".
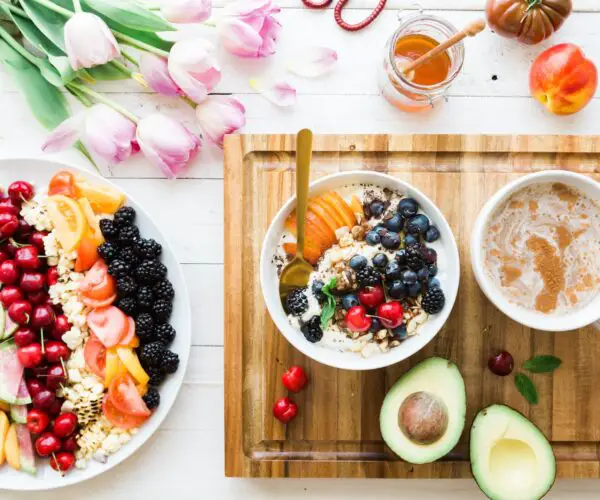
{"left": 26, "top": 409, "right": 50, "bottom": 435}
{"left": 35, "top": 432, "right": 61, "bottom": 457}
{"left": 20, "top": 271, "right": 45, "bottom": 293}
{"left": 29, "top": 231, "right": 47, "bottom": 252}
{"left": 13, "top": 327, "right": 36, "bottom": 348}
{"left": 31, "top": 304, "right": 55, "bottom": 329}
{"left": 47, "top": 267, "right": 59, "bottom": 287}
{"left": 488, "top": 351, "right": 514, "bottom": 377}
{"left": 0, "top": 213, "right": 19, "bottom": 239}
{"left": 0, "top": 249, "right": 9, "bottom": 265}
{"left": 0, "top": 285, "right": 24, "bottom": 307}
{"left": 0, "top": 260, "right": 20, "bottom": 285}
{"left": 17, "top": 342, "right": 43, "bottom": 367}
{"left": 50, "top": 451, "right": 75, "bottom": 473}
{"left": 15, "top": 245, "right": 40, "bottom": 270}
{"left": 26, "top": 378, "right": 45, "bottom": 398}
{"left": 15, "top": 219, "right": 33, "bottom": 240}
{"left": 46, "top": 363, "right": 67, "bottom": 390}
{"left": 8, "top": 181, "right": 34, "bottom": 204}
{"left": 52, "top": 412, "right": 78, "bottom": 438}
{"left": 8, "top": 300, "right": 32, "bottom": 325}
{"left": 48, "top": 397, "right": 63, "bottom": 417}
{"left": 28, "top": 290, "right": 49, "bottom": 306}
{"left": 0, "top": 199, "right": 20, "bottom": 215}
{"left": 32, "top": 389, "right": 56, "bottom": 411}
{"left": 51, "top": 314, "right": 71, "bottom": 340}
{"left": 45, "top": 341, "right": 70, "bottom": 363}
{"left": 61, "top": 436, "right": 78, "bottom": 452}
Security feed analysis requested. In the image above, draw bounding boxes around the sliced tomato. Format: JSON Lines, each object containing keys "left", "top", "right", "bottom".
{"left": 87, "top": 306, "right": 129, "bottom": 348}
{"left": 80, "top": 260, "right": 116, "bottom": 301}
{"left": 84, "top": 334, "right": 107, "bottom": 379}
{"left": 103, "top": 395, "right": 149, "bottom": 430}
{"left": 81, "top": 294, "right": 116, "bottom": 309}
{"left": 108, "top": 373, "right": 151, "bottom": 417}
{"left": 119, "top": 317, "right": 136, "bottom": 346}
{"left": 75, "top": 232, "right": 100, "bottom": 273}
{"left": 48, "top": 170, "right": 77, "bottom": 197}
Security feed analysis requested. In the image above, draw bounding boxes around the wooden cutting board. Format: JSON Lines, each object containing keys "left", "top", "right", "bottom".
{"left": 223, "top": 134, "right": 600, "bottom": 479}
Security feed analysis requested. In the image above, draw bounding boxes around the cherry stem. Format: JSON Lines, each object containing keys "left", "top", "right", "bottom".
{"left": 40, "top": 329, "right": 45, "bottom": 355}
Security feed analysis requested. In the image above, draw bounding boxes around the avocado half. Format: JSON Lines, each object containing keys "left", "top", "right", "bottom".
{"left": 470, "top": 405, "right": 556, "bottom": 500}
{"left": 380, "top": 357, "right": 466, "bottom": 464}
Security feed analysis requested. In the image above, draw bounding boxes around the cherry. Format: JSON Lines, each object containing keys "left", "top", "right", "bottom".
{"left": 8, "top": 181, "right": 34, "bottom": 204}
{"left": 358, "top": 285, "right": 385, "bottom": 309}
{"left": 0, "top": 213, "right": 19, "bottom": 239}
{"left": 0, "top": 285, "right": 24, "bottom": 307}
{"left": 14, "top": 327, "right": 36, "bottom": 348}
{"left": 488, "top": 351, "right": 514, "bottom": 377}
{"left": 45, "top": 341, "right": 70, "bottom": 363}
{"left": 26, "top": 378, "right": 45, "bottom": 398}
{"left": 377, "top": 301, "right": 404, "bottom": 329}
{"left": 51, "top": 315, "right": 71, "bottom": 340}
{"left": 53, "top": 413, "right": 78, "bottom": 438}
{"left": 31, "top": 365, "right": 48, "bottom": 378}
{"left": 29, "top": 231, "right": 47, "bottom": 252}
{"left": 48, "top": 397, "right": 63, "bottom": 417}
{"left": 50, "top": 451, "right": 75, "bottom": 473}
{"left": 273, "top": 397, "right": 298, "bottom": 424}
{"left": 20, "top": 271, "right": 45, "bottom": 292}
{"left": 33, "top": 389, "right": 56, "bottom": 411}
{"left": 47, "top": 267, "right": 59, "bottom": 287}
{"left": 0, "top": 260, "right": 20, "bottom": 285}
{"left": 31, "top": 304, "right": 55, "bottom": 329}
{"left": 15, "top": 219, "right": 34, "bottom": 241}
{"left": 8, "top": 300, "right": 32, "bottom": 325}
{"left": 35, "top": 432, "right": 61, "bottom": 457}
{"left": 0, "top": 199, "right": 20, "bottom": 216}
{"left": 345, "top": 305, "right": 372, "bottom": 333}
{"left": 2, "top": 241, "right": 18, "bottom": 256}
{"left": 28, "top": 290, "right": 49, "bottom": 306}
{"left": 61, "top": 436, "right": 78, "bottom": 452}
{"left": 15, "top": 245, "right": 40, "bottom": 270}
{"left": 17, "top": 342, "right": 43, "bottom": 368}
{"left": 0, "top": 249, "right": 9, "bottom": 265}
{"left": 46, "top": 364, "right": 67, "bottom": 390}
{"left": 282, "top": 366, "right": 308, "bottom": 393}
{"left": 26, "top": 409, "right": 50, "bottom": 434}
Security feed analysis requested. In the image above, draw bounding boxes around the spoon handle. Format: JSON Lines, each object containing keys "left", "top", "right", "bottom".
{"left": 295, "top": 129, "right": 313, "bottom": 259}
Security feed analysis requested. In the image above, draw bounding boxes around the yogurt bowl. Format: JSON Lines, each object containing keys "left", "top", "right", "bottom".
{"left": 260, "top": 171, "right": 460, "bottom": 371}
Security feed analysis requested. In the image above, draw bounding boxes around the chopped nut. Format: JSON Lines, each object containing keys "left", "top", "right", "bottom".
{"left": 390, "top": 340, "right": 401, "bottom": 348}
{"left": 335, "top": 226, "right": 350, "bottom": 240}
{"left": 375, "top": 329, "right": 387, "bottom": 340}
{"left": 351, "top": 331, "right": 361, "bottom": 340}
{"left": 351, "top": 225, "right": 366, "bottom": 240}
{"left": 407, "top": 319, "right": 418, "bottom": 335}
{"left": 414, "top": 311, "right": 428, "bottom": 325}
{"left": 339, "top": 234, "right": 354, "bottom": 248}
{"left": 361, "top": 343, "right": 377, "bottom": 358}
{"left": 379, "top": 339, "right": 390, "bottom": 352}
{"left": 329, "top": 249, "right": 343, "bottom": 263}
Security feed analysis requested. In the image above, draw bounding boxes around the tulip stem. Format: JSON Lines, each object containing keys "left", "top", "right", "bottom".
{"left": 28, "top": 0, "right": 74, "bottom": 18}
{"left": 120, "top": 49, "right": 139, "bottom": 68}
{"left": 0, "top": 2, "right": 28, "bottom": 19}
{"left": 111, "top": 58, "right": 133, "bottom": 77}
{"left": 73, "top": 0, "right": 83, "bottom": 13}
{"left": 114, "top": 32, "right": 169, "bottom": 58}
{"left": 67, "top": 82, "right": 140, "bottom": 124}
{"left": 0, "top": 24, "right": 40, "bottom": 67}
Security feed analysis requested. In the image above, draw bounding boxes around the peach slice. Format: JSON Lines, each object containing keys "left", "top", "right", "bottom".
{"left": 321, "top": 192, "right": 356, "bottom": 228}
{"left": 0, "top": 411, "right": 9, "bottom": 465}
{"left": 312, "top": 197, "right": 345, "bottom": 228}
{"left": 5, "top": 423, "right": 19, "bottom": 470}
{"left": 329, "top": 192, "right": 357, "bottom": 227}
{"left": 0, "top": 401, "right": 9, "bottom": 413}
{"left": 349, "top": 195, "right": 364, "bottom": 219}
{"left": 283, "top": 242, "right": 320, "bottom": 265}
{"left": 306, "top": 210, "right": 336, "bottom": 246}
{"left": 308, "top": 200, "right": 339, "bottom": 234}
{"left": 284, "top": 213, "right": 332, "bottom": 252}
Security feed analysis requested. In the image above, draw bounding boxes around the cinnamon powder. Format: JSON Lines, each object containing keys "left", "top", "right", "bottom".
{"left": 526, "top": 235, "right": 565, "bottom": 313}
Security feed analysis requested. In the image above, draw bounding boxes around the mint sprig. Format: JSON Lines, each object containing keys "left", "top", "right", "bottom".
{"left": 523, "top": 355, "right": 562, "bottom": 373}
{"left": 320, "top": 277, "right": 337, "bottom": 329}
{"left": 515, "top": 373, "right": 538, "bottom": 405}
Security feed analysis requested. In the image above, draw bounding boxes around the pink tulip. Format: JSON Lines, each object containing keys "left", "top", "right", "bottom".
{"left": 196, "top": 96, "right": 246, "bottom": 148}
{"left": 218, "top": 0, "right": 281, "bottom": 58}
{"left": 64, "top": 13, "right": 120, "bottom": 70}
{"left": 136, "top": 113, "right": 202, "bottom": 179}
{"left": 161, "top": 0, "right": 212, "bottom": 23}
{"left": 139, "top": 53, "right": 183, "bottom": 97}
{"left": 42, "top": 104, "right": 136, "bottom": 165}
{"left": 168, "top": 39, "right": 221, "bottom": 104}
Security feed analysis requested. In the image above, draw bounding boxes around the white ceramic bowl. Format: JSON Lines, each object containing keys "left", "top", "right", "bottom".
{"left": 471, "top": 170, "right": 600, "bottom": 332}
{"left": 260, "top": 171, "right": 460, "bottom": 371}
{"left": 0, "top": 159, "right": 191, "bottom": 491}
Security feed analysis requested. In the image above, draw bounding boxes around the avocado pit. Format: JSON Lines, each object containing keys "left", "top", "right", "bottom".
{"left": 398, "top": 391, "right": 448, "bottom": 445}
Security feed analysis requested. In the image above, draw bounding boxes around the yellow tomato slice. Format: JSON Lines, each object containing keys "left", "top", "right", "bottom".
{"left": 105, "top": 349, "right": 128, "bottom": 388}
{"left": 75, "top": 179, "right": 125, "bottom": 214}
{"left": 47, "top": 195, "right": 87, "bottom": 252}
{"left": 116, "top": 347, "right": 150, "bottom": 386}
{"left": 78, "top": 197, "right": 104, "bottom": 246}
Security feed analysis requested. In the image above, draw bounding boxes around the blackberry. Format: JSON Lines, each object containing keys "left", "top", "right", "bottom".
{"left": 117, "top": 276, "right": 137, "bottom": 297}
{"left": 135, "top": 260, "right": 167, "bottom": 285}
{"left": 139, "top": 342, "right": 165, "bottom": 368}
{"left": 147, "top": 366, "right": 165, "bottom": 386}
{"left": 300, "top": 316, "right": 323, "bottom": 343}
{"left": 421, "top": 287, "right": 445, "bottom": 314}
{"left": 135, "top": 312, "right": 154, "bottom": 341}
{"left": 114, "top": 206, "right": 136, "bottom": 227}
{"left": 97, "top": 242, "right": 118, "bottom": 263}
{"left": 142, "top": 387, "right": 160, "bottom": 410}
{"left": 135, "top": 238, "right": 162, "bottom": 260}
{"left": 108, "top": 259, "right": 131, "bottom": 279}
{"left": 155, "top": 323, "right": 176, "bottom": 345}
{"left": 118, "top": 225, "right": 140, "bottom": 246}
{"left": 117, "top": 297, "right": 138, "bottom": 316}
{"left": 355, "top": 265, "right": 381, "bottom": 287}
{"left": 405, "top": 244, "right": 425, "bottom": 271}
{"left": 118, "top": 246, "right": 139, "bottom": 268}
{"left": 285, "top": 288, "right": 308, "bottom": 316}
{"left": 152, "top": 299, "right": 173, "bottom": 322}
{"left": 99, "top": 219, "right": 119, "bottom": 241}
{"left": 153, "top": 280, "right": 174, "bottom": 301}
{"left": 137, "top": 286, "right": 154, "bottom": 310}
{"left": 161, "top": 350, "right": 179, "bottom": 374}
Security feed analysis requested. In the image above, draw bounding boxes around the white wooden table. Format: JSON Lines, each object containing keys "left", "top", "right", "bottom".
{"left": 1, "top": 1, "right": 600, "bottom": 498}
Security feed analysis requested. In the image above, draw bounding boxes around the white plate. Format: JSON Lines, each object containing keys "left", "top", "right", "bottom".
{"left": 0, "top": 159, "right": 191, "bottom": 491}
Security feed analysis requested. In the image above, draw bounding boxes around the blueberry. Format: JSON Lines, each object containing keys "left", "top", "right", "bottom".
{"left": 398, "top": 198, "right": 419, "bottom": 218}
{"left": 402, "top": 269, "right": 418, "bottom": 284}
{"left": 395, "top": 249, "right": 407, "bottom": 265}
{"left": 429, "top": 278, "right": 441, "bottom": 289}
{"left": 428, "top": 264, "right": 438, "bottom": 277}
{"left": 407, "top": 282, "right": 422, "bottom": 297}
{"left": 381, "top": 232, "right": 401, "bottom": 250}
{"left": 388, "top": 280, "right": 407, "bottom": 299}
{"left": 424, "top": 226, "right": 441, "bottom": 242}
{"left": 392, "top": 324, "right": 408, "bottom": 340}
{"left": 369, "top": 200, "right": 385, "bottom": 217}
{"left": 423, "top": 247, "right": 437, "bottom": 264}
{"left": 349, "top": 255, "right": 368, "bottom": 270}
{"left": 385, "top": 261, "right": 402, "bottom": 281}
{"left": 373, "top": 224, "right": 387, "bottom": 236}
{"left": 369, "top": 317, "right": 383, "bottom": 333}
{"left": 404, "top": 234, "right": 419, "bottom": 247}
{"left": 372, "top": 253, "right": 389, "bottom": 269}
{"left": 311, "top": 280, "right": 325, "bottom": 303}
{"left": 406, "top": 214, "right": 430, "bottom": 235}
{"left": 384, "top": 214, "right": 404, "bottom": 233}
{"left": 342, "top": 294, "right": 360, "bottom": 310}
{"left": 366, "top": 231, "right": 381, "bottom": 246}
{"left": 417, "top": 267, "right": 430, "bottom": 282}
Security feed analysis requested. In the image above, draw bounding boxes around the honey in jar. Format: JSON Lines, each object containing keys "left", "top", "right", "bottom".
{"left": 393, "top": 34, "right": 451, "bottom": 86}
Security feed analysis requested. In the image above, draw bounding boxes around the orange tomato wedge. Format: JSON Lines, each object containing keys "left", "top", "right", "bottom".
{"left": 116, "top": 346, "right": 150, "bottom": 386}
{"left": 75, "top": 231, "right": 100, "bottom": 273}
{"left": 78, "top": 198, "right": 104, "bottom": 246}
{"left": 108, "top": 373, "right": 151, "bottom": 417}
{"left": 87, "top": 307, "right": 129, "bottom": 348}
{"left": 103, "top": 395, "right": 149, "bottom": 430}
{"left": 80, "top": 261, "right": 116, "bottom": 301}
{"left": 119, "top": 317, "right": 136, "bottom": 346}
{"left": 81, "top": 294, "right": 116, "bottom": 309}
{"left": 74, "top": 177, "right": 125, "bottom": 214}
{"left": 47, "top": 195, "right": 87, "bottom": 252}
{"left": 84, "top": 334, "right": 106, "bottom": 379}
{"left": 48, "top": 170, "right": 77, "bottom": 197}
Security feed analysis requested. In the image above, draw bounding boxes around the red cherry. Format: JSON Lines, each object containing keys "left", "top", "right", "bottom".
{"left": 20, "top": 271, "right": 46, "bottom": 293}
{"left": 15, "top": 246, "right": 40, "bottom": 270}
{"left": 17, "top": 342, "right": 43, "bottom": 368}
{"left": 0, "top": 260, "right": 20, "bottom": 285}
{"left": 281, "top": 366, "right": 308, "bottom": 393}
{"left": 45, "top": 341, "right": 70, "bottom": 363}
{"left": 0, "top": 213, "right": 19, "bottom": 239}
{"left": 15, "top": 219, "right": 34, "bottom": 241}
{"left": 345, "top": 305, "right": 372, "bottom": 333}
{"left": 273, "top": 397, "right": 298, "bottom": 424}
{"left": 31, "top": 304, "right": 55, "bottom": 329}
{"left": 28, "top": 290, "right": 49, "bottom": 306}
{"left": 8, "top": 181, "right": 34, "bottom": 204}
{"left": 47, "top": 267, "right": 59, "bottom": 287}
{"left": 31, "top": 365, "right": 48, "bottom": 378}
{"left": 29, "top": 231, "right": 47, "bottom": 252}
{"left": 52, "top": 413, "right": 78, "bottom": 438}
{"left": 0, "top": 249, "right": 9, "bottom": 265}
{"left": 46, "top": 364, "right": 67, "bottom": 390}
{"left": 33, "top": 389, "right": 56, "bottom": 411}
{"left": 8, "top": 300, "right": 32, "bottom": 325}
{"left": 358, "top": 285, "right": 385, "bottom": 309}
{"left": 376, "top": 301, "right": 404, "bottom": 329}
{"left": 61, "top": 435, "right": 78, "bottom": 452}
{"left": 0, "top": 199, "right": 19, "bottom": 216}
{"left": 488, "top": 351, "right": 514, "bottom": 377}
{"left": 48, "top": 398, "right": 63, "bottom": 417}
{"left": 50, "top": 451, "right": 75, "bottom": 473}
{"left": 14, "top": 327, "right": 36, "bottom": 348}
{"left": 26, "top": 378, "right": 45, "bottom": 398}
{"left": 26, "top": 409, "right": 50, "bottom": 434}
{"left": 0, "top": 285, "right": 24, "bottom": 307}
{"left": 2, "top": 242, "right": 18, "bottom": 256}
{"left": 35, "top": 432, "right": 61, "bottom": 457}
{"left": 51, "top": 315, "right": 71, "bottom": 340}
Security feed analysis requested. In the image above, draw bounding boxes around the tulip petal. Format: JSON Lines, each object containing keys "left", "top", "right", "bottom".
{"left": 64, "top": 13, "right": 120, "bottom": 70}
{"left": 218, "top": 17, "right": 263, "bottom": 58}
{"left": 41, "top": 113, "right": 84, "bottom": 153}
{"left": 257, "top": 15, "right": 280, "bottom": 57}
{"left": 84, "top": 104, "right": 137, "bottom": 165}
{"left": 250, "top": 78, "right": 296, "bottom": 107}
{"left": 161, "top": 0, "right": 212, "bottom": 23}
{"left": 196, "top": 96, "right": 246, "bottom": 148}
{"left": 223, "top": 0, "right": 280, "bottom": 19}
{"left": 288, "top": 47, "right": 338, "bottom": 78}
{"left": 139, "top": 53, "right": 182, "bottom": 97}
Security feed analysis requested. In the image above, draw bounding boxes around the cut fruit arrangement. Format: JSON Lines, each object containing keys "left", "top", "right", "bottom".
{"left": 0, "top": 171, "right": 178, "bottom": 477}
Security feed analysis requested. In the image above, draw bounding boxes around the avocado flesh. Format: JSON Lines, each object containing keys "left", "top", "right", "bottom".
{"left": 470, "top": 405, "right": 556, "bottom": 500}
{"left": 379, "top": 357, "right": 466, "bottom": 464}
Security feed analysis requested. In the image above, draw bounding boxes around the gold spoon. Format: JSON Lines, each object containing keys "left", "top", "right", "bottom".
{"left": 279, "top": 129, "right": 314, "bottom": 304}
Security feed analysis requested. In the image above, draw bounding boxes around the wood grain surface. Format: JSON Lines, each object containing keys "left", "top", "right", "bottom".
{"left": 224, "top": 134, "right": 600, "bottom": 479}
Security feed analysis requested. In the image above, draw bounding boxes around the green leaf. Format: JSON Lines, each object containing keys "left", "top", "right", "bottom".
{"left": 18, "top": 0, "right": 68, "bottom": 50}
{"left": 515, "top": 373, "right": 538, "bottom": 405}
{"left": 523, "top": 355, "right": 562, "bottom": 373}
{"left": 320, "top": 277, "right": 338, "bottom": 329}
{"left": 0, "top": 38, "right": 69, "bottom": 129}
{"left": 87, "top": 61, "right": 130, "bottom": 81}
{"left": 86, "top": 0, "right": 174, "bottom": 32}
